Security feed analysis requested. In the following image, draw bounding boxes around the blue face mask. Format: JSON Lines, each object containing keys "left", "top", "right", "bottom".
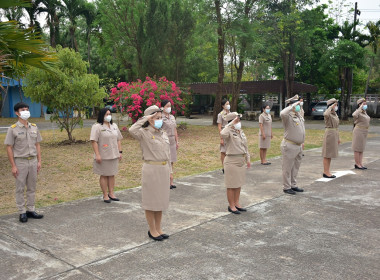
{"left": 154, "top": 119, "right": 163, "bottom": 129}
{"left": 265, "top": 109, "right": 270, "bottom": 114}
{"left": 295, "top": 105, "right": 301, "bottom": 112}
{"left": 362, "top": 105, "right": 368, "bottom": 111}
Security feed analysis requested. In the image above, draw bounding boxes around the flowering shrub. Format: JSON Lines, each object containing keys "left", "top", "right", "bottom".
{"left": 109, "top": 77, "right": 189, "bottom": 123}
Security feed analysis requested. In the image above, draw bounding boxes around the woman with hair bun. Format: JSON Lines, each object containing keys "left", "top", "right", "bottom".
{"left": 161, "top": 99, "right": 179, "bottom": 189}
{"left": 352, "top": 98, "right": 370, "bottom": 170}
{"left": 258, "top": 104, "right": 273, "bottom": 165}
{"left": 322, "top": 98, "right": 340, "bottom": 178}
{"left": 90, "top": 108, "right": 123, "bottom": 203}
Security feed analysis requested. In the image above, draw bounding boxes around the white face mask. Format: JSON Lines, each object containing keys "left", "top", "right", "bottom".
{"left": 300, "top": 102, "right": 304, "bottom": 106}
{"left": 104, "top": 115, "right": 112, "bottom": 123}
{"left": 334, "top": 106, "right": 338, "bottom": 112}
{"left": 164, "top": 107, "right": 171, "bottom": 114}
{"left": 225, "top": 105, "right": 230, "bottom": 110}
{"left": 234, "top": 122, "right": 241, "bottom": 130}
{"left": 20, "top": 110, "right": 30, "bottom": 120}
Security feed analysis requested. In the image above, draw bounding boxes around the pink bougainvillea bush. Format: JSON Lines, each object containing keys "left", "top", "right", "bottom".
{"left": 109, "top": 77, "right": 188, "bottom": 123}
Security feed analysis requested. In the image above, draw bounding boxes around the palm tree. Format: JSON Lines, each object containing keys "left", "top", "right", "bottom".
{"left": 62, "top": 0, "right": 86, "bottom": 52}
{"left": 38, "top": 0, "right": 62, "bottom": 47}
{"left": 82, "top": 2, "right": 97, "bottom": 73}
{"left": 24, "top": 0, "right": 42, "bottom": 30}
{"left": 0, "top": 0, "right": 56, "bottom": 117}
{"left": 364, "top": 20, "right": 380, "bottom": 97}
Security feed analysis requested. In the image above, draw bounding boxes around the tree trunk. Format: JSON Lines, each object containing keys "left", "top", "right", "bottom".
{"left": 282, "top": 49, "right": 290, "bottom": 98}
{"left": 212, "top": 0, "right": 225, "bottom": 125}
{"left": 231, "top": 1, "right": 252, "bottom": 112}
{"left": 18, "top": 80, "right": 23, "bottom": 102}
{"left": 87, "top": 32, "right": 91, "bottom": 73}
{"left": 364, "top": 56, "right": 374, "bottom": 98}
{"left": 288, "top": 34, "right": 295, "bottom": 97}
{"left": 340, "top": 67, "right": 352, "bottom": 120}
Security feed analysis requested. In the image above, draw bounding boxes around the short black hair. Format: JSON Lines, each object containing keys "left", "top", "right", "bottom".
{"left": 14, "top": 102, "right": 29, "bottom": 112}
{"left": 161, "top": 99, "right": 171, "bottom": 107}
{"left": 262, "top": 104, "right": 270, "bottom": 112}
{"left": 97, "top": 107, "right": 113, "bottom": 125}
{"left": 221, "top": 99, "right": 228, "bottom": 107}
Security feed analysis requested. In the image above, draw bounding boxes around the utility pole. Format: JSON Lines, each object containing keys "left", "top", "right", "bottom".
{"left": 353, "top": 2, "right": 358, "bottom": 33}
{"left": 349, "top": 2, "right": 360, "bottom": 113}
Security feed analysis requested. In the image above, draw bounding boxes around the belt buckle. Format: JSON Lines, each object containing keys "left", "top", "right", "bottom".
{"left": 27, "top": 157, "right": 32, "bottom": 160}
{"left": 162, "top": 162, "right": 166, "bottom": 165}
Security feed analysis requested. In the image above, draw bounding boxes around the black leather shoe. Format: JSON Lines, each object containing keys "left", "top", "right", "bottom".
{"left": 283, "top": 189, "right": 296, "bottom": 195}
{"left": 26, "top": 211, "right": 43, "bottom": 219}
{"left": 170, "top": 185, "right": 177, "bottom": 189}
{"left": 235, "top": 206, "right": 247, "bottom": 212}
{"left": 160, "top": 234, "right": 169, "bottom": 239}
{"left": 104, "top": 199, "right": 111, "bottom": 203}
{"left": 108, "top": 195, "right": 120, "bottom": 201}
{"left": 355, "top": 164, "right": 364, "bottom": 170}
{"left": 19, "top": 213, "right": 28, "bottom": 223}
{"left": 261, "top": 162, "right": 271, "bottom": 165}
{"left": 362, "top": 166, "right": 367, "bottom": 170}
{"left": 148, "top": 231, "right": 164, "bottom": 241}
{"left": 228, "top": 206, "right": 241, "bottom": 214}
{"left": 323, "top": 173, "right": 336, "bottom": 178}
{"left": 291, "top": 187, "right": 304, "bottom": 192}
{"left": 222, "top": 169, "right": 224, "bottom": 174}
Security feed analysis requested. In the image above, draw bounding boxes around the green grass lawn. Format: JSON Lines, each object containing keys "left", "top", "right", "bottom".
{"left": 0, "top": 124, "right": 357, "bottom": 215}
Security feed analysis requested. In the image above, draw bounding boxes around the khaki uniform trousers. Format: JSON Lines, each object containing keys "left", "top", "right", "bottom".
{"left": 281, "top": 139, "right": 303, "bottom": 190}
{"left": 14, "top": 157, "right": 37, "bottom": 214}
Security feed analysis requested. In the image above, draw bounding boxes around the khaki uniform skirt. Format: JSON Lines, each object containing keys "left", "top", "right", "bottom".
{"left": 168, "top": 135, "right": 177, "bottom": 163}
{"left": 352, "top": 126, "right": 368, "bottom": 152}
{"left": 224, "top": 155, "right": 246, "bottom": 188}
{"left": 93, "top": 158, "right": 119, "bottom": 176}
{"left": 259, "top": 135, "right": 271, "bottom": 149}
{"left": 141, "top": 162, "right": 170, "bottom": 211}
{"left": 322, "top": 129, "right": 339, "bottom": 158}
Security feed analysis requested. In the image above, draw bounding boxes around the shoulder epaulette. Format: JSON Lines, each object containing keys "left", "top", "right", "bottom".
{"left": 11, "top": 124, "right": 17, "bottom": 128}
{"left": 30, "top": 123, "right": 37, "bottom": 126}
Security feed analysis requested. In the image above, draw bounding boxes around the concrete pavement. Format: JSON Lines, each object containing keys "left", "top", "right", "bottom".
{"left": 0, "top": 136, "right": 379, "bottom": 279}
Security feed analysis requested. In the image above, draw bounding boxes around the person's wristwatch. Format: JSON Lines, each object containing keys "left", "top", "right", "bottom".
{"left": 119, "top": 151, "right": 123, "bottom": 154}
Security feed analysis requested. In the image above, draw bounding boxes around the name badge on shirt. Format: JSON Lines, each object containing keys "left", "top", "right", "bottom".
{"left": 18, "top": 132, "right": 25, "bottom": 135}
{"left": 103, "top": 144, "right": 108, "bottom": 147}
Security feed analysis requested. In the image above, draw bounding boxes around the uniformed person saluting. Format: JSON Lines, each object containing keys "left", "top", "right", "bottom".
{"left": 217, "top": 99, "right": 230, "bottom": 173}
{"left": 352, "top": 98, "right": 371, "bottom": 170}
{"left": 161, "top": 99, "right": 179, "bottom": 189}
{"left": 90, "top": 108, "right": 123, "bottom": 203}
{"left": 280, "top": 95, "right": 305, "bottom": 195}
{"left": 4, "top": 102, "right": 43, "bottom": 222}
{"left": 129, "top": 105, "right": 171, "bottom": 241}
{"left": 221, "top": 112, "right": 251, "bottom": 214}
{"left": 258, "top": 104, "right": 273, "bottom": 165}
{"left": 322, "top": 98, "right": 340, "bottom": 178}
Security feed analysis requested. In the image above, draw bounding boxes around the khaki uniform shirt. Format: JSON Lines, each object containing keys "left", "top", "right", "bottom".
{"left": 129, "top": 116, "right": 171, "bottom": 162}
{"left": 217, "top": 110, "right": 229, "bottom": 128}
{"left": 90, "top": 123, "right": 123, "bottom": 160}
{"left": 4, "top": 121, "right": 42, "bottom": 157}
{"left": 220, "top": 123, "right": 250, "bottom": 162}
{"left": 280, "top": 105, "right": 305, "bottom": 145}
{"left": 162, "top": 114, "right": 176, "bottom": 140}
{"left": 259, "top": 112, "right": 272, "bottom": 136}
{"left": 324, "top": 106, "right": 339, "bottom": 129}
{"left": 352, "top": 109, "right": 370, "bottom": 128}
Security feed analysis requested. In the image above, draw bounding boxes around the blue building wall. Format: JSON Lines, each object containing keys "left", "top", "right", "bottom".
{"left": 1, "top": 78, "right": 47, "bottom": 118}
